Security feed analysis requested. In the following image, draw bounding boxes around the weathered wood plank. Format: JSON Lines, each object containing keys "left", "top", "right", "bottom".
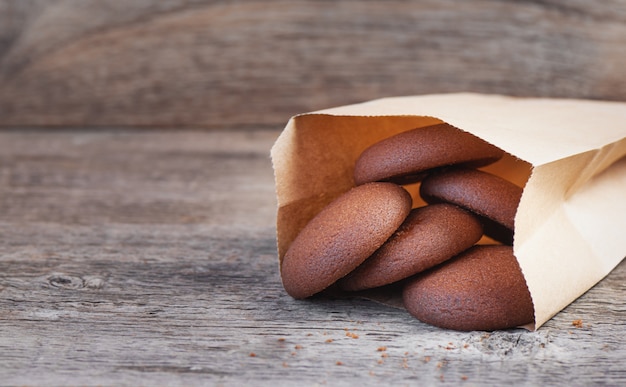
{"left": 1, "top": 0, "right": 626, "bottom": 128}
{"left": 0, "top": 129, "right": 624, "bottom": 386}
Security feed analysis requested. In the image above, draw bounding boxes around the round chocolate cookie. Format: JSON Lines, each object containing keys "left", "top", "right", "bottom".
{"left": 419, "top": 168, "right": 523, "bottom": 244}
{"left": 281, "top": 182, "right": 412, "bottom": 299}
{"left": 402, "top": 245, "right": 534, "bottom": 331}
{"left": 338, "top": 204, "right": 483, "bottom": 292}
{"left": 353, "top": 123, "right": 504, "bottom": 186}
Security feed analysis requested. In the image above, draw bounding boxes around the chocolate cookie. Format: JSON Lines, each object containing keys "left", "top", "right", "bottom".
{"left": 419, "top": 168, "right": 523, "bottom": 244}
{"left": 353, "top": 123, "right": 504, "bottom": 186}
{"left": 402, "top": 245, "right": 534, "bottom": 331}
{"left": 281, "top": 182, "right": 412, "bottom": 299}
{"left": 338, "top": 204, "right": 483, "bottom": 292}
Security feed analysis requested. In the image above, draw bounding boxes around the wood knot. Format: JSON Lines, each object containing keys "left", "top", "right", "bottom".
{"left": 48, "top": 274, "right": 84, "bottom": 289}
{"left": 46, "top": 273, "right": 106, "bottom": 290}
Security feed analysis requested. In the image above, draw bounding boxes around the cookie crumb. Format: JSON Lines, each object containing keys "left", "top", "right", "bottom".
{"left": 423, "top": 356, "right": 431, "bottom": 363}
{"left": 336, "top": 361, "right": 343, "bottom": 366}
{"left": 377, "top": 346, "right": 387, "bottom": 352}
{"left": 249, "top": 353, "right": 256, "bottom": 357}
{"left": 295, "top": 344, "right": 303, "bottom": 350}
{"left": 461, "top": 375, "right": 468, "bottom": 381}
{"left": 346, "top": 332, "right": 359, "bottom": 339}
{"left": 325, "top": 338, "right": 333, "bottom": 343}
{"left": 572, "top": 319, "right": 583, "bottom": 328}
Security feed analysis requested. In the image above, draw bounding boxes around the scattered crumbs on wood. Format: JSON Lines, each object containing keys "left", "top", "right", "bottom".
{"left": 572, "top": 319, "right": 584, "bottom": 328}
{"left": 377, "top": 346, "right": 387, "bottom": 352}
{"left": 346, "top": 332, "right": 359, "bottom": 339}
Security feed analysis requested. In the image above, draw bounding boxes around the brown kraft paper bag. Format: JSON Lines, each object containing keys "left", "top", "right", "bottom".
{"left": 271, "top": 93, "right": 626, "bottom": 330}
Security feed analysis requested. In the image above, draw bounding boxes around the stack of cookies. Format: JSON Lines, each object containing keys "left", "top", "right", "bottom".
{"left": 280, "top": 123, "right": 534, "bottom": 331}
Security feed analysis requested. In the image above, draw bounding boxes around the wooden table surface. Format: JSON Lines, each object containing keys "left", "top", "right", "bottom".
{"left": 2, "top": 0, "right": 626, "bottom": 129}
{"left": 0, "top": 128, "right": 624, "bottom": 386}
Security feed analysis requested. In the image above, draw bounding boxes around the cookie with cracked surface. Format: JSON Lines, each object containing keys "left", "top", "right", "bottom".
{"left": 353, "top": 123, "right": 504, "bottom": 186}
{"left": 281, "top": 182, "right": 412, "bottom": 299}
{"left": 402, "top": 245, "right": 534, "bottom": 331}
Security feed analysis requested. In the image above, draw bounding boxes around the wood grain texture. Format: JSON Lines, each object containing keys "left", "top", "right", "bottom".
{"left": 1, "top": 0, "right": 626, "bottom": 128}
{"left": 0, "top": 129, "right": 624, "bottom": 386}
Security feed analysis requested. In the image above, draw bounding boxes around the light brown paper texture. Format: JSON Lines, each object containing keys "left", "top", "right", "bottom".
{"left": 271, "top": 93, "right": 626, "bottom": 330}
